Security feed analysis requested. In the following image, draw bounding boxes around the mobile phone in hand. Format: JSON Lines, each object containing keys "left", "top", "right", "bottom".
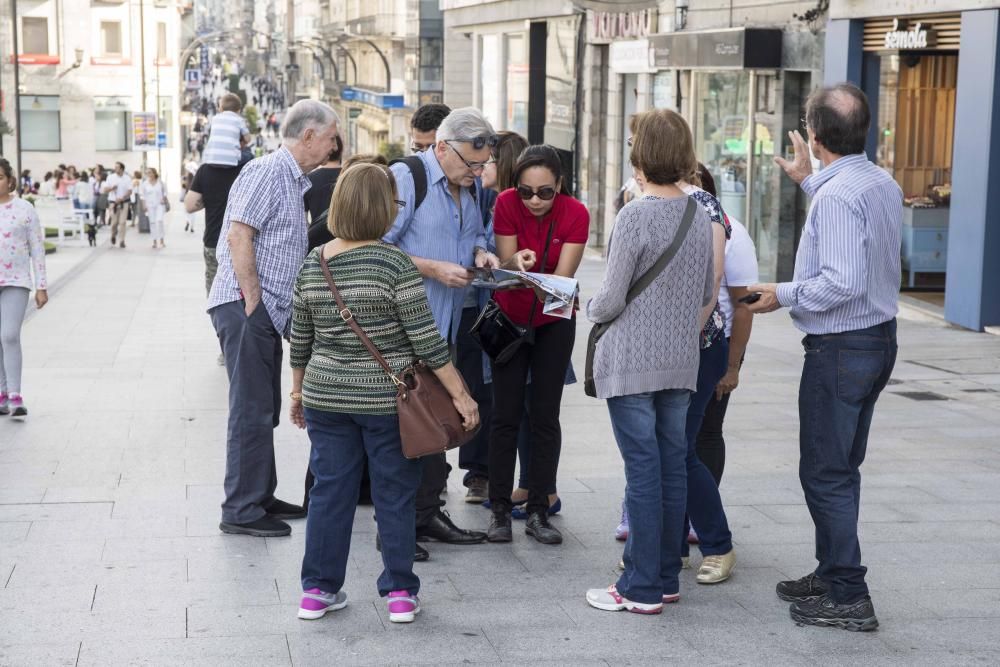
{"left": 738, "top": 292, "right": 762, "bottom": 305}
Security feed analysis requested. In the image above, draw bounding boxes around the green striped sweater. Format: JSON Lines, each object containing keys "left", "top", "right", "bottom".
{"left": 290, "top": 243, "right": 451, "bottom": 415}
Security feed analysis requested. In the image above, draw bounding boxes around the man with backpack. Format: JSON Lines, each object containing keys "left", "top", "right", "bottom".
{"left": 382, "top": 107, "right": 501, "bottom": 557}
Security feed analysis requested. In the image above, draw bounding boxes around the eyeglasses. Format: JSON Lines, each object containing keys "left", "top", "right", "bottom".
{"left": 516, "top": 185, "right": 557, "bottom": 201}
{"left": 394, "top": 199, "right": 406, "bottom": 209}
{"left": 626, "top": 136, "right": 633, "bottom": 147}
{"left": 443, "top": 141, "right": 495, "bottom": 172}
{"left": 410, "top": 143, "right": 431, "bottom": 153}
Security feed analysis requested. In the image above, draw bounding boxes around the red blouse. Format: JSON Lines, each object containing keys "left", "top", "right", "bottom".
{"left": 492, "top": 189, "right": 589, "bottom": 327}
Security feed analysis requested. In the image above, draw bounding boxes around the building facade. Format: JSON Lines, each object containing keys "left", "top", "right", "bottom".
{"left": 824, "top": 0, "right": 999, "bottom": 331}
{"left": 2, "top": 0, "right": 185, "bottom": 185}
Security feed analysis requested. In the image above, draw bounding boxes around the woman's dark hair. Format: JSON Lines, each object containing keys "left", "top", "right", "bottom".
{"left": 0, "top": 158, "right": 14, "bottom": 184}
{"left": 805, "top": 83, "right": 870, "bottom": 156}
{"left": 493, "top": 131, "right": 528, "bottom": 192}
{"left": 328, "top": 134, "right": 344, "bottom": 163}
{"left": 44, "top": 171, "right": 53, "bottom": 181}
{"left": 410, "top": 103, "right": 452, "bottom": 133}
{"left": 511, "top": 144, "right": 571, "bottom": 196}
{"left": 696, "top": 163, "right": 718, "bottom": 198}
{"left": 79, "top": 170, "right": 90, "bottom": 182}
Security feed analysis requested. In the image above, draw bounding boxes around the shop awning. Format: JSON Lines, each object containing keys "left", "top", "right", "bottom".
{"left": 649, "top": 27, "right": 783, "bottom": 70}
{"left": 575, "top": 0, "right": 659, "bottom": 9}
{"left": 355, "top": 111, "right": 389, "bottom": 135}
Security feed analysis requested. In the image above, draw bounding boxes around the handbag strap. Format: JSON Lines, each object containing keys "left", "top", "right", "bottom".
{"left": 622, "top": 195, "right": 698, "bottom": 308}
{"left": 524, "top": 217, "right": 557, "bottom": 329}
{"left": 318, "top": 247, "right": 405, "bottom": 388}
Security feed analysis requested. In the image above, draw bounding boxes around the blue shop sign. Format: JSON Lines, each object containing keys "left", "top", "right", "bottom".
{"left": 340, "top": 87, "right": 404, "bottom": 109}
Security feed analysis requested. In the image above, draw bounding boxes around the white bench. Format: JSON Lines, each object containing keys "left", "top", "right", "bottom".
{"left": 32, "top": 197, "right": 86, "bottom": 244}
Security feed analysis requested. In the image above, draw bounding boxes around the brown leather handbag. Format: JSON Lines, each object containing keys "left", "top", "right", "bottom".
{"left": 319, "top": 249, "right": 479, "bottom": 459}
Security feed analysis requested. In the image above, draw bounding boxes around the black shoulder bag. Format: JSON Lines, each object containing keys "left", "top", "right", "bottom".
{"left": 470, "top": 220, "right": 556, "bottom": 365}
{"left": 584, "top": 196, "right": 698, "bottom": 398}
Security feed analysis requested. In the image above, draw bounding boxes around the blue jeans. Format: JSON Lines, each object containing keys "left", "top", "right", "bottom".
{"left": 608, "top": 389, "right": 691, "bottom": 604}
{"left": 301, "top": 407, "right": 422, "bottom": 597}
{"left": 799, "top": 319, "right": 897, "bottom": 604}
{"left": 682, "top": 337, "right": 734, "bottom": 557}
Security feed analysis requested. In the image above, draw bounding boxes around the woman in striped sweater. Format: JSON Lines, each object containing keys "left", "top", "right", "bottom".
{"left": 289, "top": 163, "right": 479, "bottom": 624}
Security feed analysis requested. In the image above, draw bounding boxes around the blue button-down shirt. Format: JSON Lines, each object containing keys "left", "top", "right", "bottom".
{"left": 384, "top": 148, "right": 487, "bottom": 342}
{"left": 207, "top": 146, "right": 311, "bottom": 336}
{"left": 776, "top": 154, "right": 903, "bottom": 335}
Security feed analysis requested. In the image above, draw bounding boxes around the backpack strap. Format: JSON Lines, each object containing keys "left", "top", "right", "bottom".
{"left": 389, "top": 155, "right": 428, "bottom": 210}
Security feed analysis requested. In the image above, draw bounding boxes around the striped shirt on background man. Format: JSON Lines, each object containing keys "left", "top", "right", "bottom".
{"left": 775, "top": 153, "right": 903, "bottom": 335}
{"left": 202, "top": 111, "right": 250, "bottom": 167}
{"left": 207, "top": 146, "right": 311, "bottom": 336}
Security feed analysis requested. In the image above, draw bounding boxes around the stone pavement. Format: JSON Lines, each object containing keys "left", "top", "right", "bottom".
{"left": 1, "top": 213, "right": 999, "bottom": 666}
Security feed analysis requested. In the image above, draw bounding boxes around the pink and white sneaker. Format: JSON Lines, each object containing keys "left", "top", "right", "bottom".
{"left": 662, "top": 592, "right": 680, "bottom": 604}
{"left": 297, "top": 588, "right": 347, "bottom": 620}
{"left": 0, "top": 392, "right": 9, "bottom": 416}
{"left": 387, "top": 590, "right": 420, "bottom": 623}
{"left": 9, "top": 394, "right": 27, "bottom": 421}
{"left": 586, "top": 585, "right": 663, "bottom": 614}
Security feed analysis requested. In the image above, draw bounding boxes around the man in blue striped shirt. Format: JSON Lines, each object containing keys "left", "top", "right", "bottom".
{"left": 747, "top": 83, "right": 902, "bottom": 632}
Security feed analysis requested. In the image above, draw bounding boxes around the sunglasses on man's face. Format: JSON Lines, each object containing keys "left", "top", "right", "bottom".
{"left": 459, "top": 135, "right": 499, "bottom": 150}
{"left": 516, "top": 185, "right": 557, "bottom": 201}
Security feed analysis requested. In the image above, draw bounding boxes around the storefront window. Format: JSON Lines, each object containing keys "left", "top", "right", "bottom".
{"left": 480, "top": 34, "right": 501, "bottom": 129}
{"left": 544, "top": 17, "right": 576, "bottom": 151}
{"left": 694, "top": 71, "right": 749, "bottom": 224}
{"left": 94, "top": 96, "right": 130, "bottom": 151}
{"left": 20, "top": 95, "right": 61, "bottom": 151}
{"left": 653, "top": 71, "right": 674, "bottom": 110}
{"left": 505, "top": 33, "right": 529, "bottom": 137}
{"left": 749, "top": 74, "right": 779, "bottom": 282}
{"left": 877, "top": 55, "right": 899, "bottom": 173}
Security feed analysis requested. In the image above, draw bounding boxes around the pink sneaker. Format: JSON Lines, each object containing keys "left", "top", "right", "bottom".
{"left": 9, "top": 394, "right": 26, "bottom": 421}
{"left": 663, "top": 592, "right": 680, "bottom": 604}
{"left": 297, "top": 588, "right": 347, "bottom": 620}
{"left": 586, "top": 585, "right": 662, "bottom": 614}
{"left": 387, "top": 590, "right": 420, "bottom": 623}
{"left": 0, "top": 392, "right": 9, "bottom": 416}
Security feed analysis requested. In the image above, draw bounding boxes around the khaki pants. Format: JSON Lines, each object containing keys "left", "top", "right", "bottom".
{"left": 109, "top": 201, "right": 129, "bottom": 244}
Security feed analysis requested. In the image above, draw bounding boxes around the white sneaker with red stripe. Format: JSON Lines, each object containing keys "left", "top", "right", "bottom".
{"left": 586, "top": 585, "right": 663, "bottom": 614}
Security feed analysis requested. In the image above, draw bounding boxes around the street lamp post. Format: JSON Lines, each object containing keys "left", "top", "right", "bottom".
{"left": 10, "top": 0, "right": 23, "bottom": 178}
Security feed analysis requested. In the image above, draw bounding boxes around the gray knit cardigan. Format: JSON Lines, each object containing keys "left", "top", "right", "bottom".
{"left": 586, "top": 195, "right": 715, "bottom": 399}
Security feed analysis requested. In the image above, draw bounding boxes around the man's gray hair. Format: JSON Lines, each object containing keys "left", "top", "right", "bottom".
{"left": 435, "top": 107, "right": 495, "bottom": 143}
{"left": 280, "top": 100, "right": 340, "bottom": 144}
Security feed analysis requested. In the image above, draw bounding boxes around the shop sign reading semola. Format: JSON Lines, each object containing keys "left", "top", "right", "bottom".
{"left": 884, "top": 19, "right": 936, "bottom": 50}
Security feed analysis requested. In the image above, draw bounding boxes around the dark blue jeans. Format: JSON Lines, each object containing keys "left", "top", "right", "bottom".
{"left": 682, "top": 337, "right": 734, "bottom": 557}
{"left": 301, "top": 407, "right": 422, "bottom": 597}
{"left": 608, "top": 389, "right": 691, "bottom": 604}
{"left": 799, "top": 319, "right": 897, "bottom": 604}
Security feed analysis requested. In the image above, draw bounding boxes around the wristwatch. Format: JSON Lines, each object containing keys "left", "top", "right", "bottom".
{"left": 289, "top": 391, "right": 303, "bottom": 401}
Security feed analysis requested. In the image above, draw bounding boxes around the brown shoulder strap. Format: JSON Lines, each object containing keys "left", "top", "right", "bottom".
{"left": 317, "top": 245, "right": 403, "bottom": 386}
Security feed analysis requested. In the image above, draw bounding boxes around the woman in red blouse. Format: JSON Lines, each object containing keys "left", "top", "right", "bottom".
{"left": 486, "top": 145, "right": 589, "bottom": 546}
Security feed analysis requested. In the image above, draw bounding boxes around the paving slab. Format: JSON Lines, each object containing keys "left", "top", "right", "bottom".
{"left": 2, "top": 216, "right": 1000, "bottom": 664}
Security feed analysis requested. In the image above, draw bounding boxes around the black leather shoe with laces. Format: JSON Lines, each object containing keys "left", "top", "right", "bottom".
{"left": 776, "top": 572, "right": 829, "bottom": 602}
{"left": 525, "top": 511, "right": 562, "bottom": 545}
{"left": 487, "top": 510, "right": 512, "bottom": 543}
{"left": 789, "top": 593, "right": 879, "bottom": 632}
{"left": 376, "top": 533, "right": 429, "bottom": 562}
{"left": 416, "top": 510, "right": 486, "bottom": 544}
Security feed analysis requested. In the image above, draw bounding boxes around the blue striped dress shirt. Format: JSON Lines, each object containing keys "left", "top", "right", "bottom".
{"left": 383, "top": 148, "right": 488, "bottom": 342}
{"left": 775, "top": 154, "right": 903, "bottom": 335}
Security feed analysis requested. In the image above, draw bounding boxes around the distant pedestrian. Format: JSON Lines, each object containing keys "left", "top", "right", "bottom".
{"left": 290, "top": 162, "right": 478, "bottom": 624}
{"left": 0, "top": 158, "right": 48, "bottom": 420}
{"left": 37, "top": 172, "right": 55, "bottom": 197}
{"left": 102, "top": 162, "right": 132, "bottom": 248}
{"left": 207, "top": 100, "right": 341, "bottom": 538}
{"left": 140, "top": 168, "right": 168, "bottom": 249}
{"left": 203, "top": 93, "right": 251, "bottom": 168}
{"left": 747, "top": 83, "right": 901, "bottom": 632}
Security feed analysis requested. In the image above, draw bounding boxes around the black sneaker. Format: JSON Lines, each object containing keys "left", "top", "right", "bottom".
{"left": 487, "top": 510, "right": 512, "bottom": 543}
{"left": 776, "top": 572, "right": 829, "bottom": 602}
{"left": 789, "top": 593, "right": 879, "bottom": 632}
{"left": 525, "top": 511, "right": 562, "bottom": 545}
{"left": 219, "top": 515, "right": 291, "bottom": 537}
{"left": 265, "top": 498, "right": 306, "bottom": 520}
{"left": 465, "top": 477, "right": 488, "bottom": 504}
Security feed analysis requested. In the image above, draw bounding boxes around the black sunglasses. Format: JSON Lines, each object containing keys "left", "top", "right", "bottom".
{"left": 455, "top": 135, "right": 499, "bottom": 150}
{"left": 516, "top": 185, "right": 557, "bottom": 201}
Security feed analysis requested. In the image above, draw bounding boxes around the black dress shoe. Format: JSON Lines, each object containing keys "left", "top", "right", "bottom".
{"left": 265, "top": 498, "right": 307, "bottom": 520}
{"left": 376, "top": 533, "right": 430, "bottom": 562}
{"left": 416, "top": 510, "right": 486, "bottom": 544}
{"left": 525, "top": 511, "right": 562, "bottom": 545}
{"left": 219, "top": 516, "right": 291, "bottom": 537}
{"left": 486, "top": 510, "right": 512, "bottom": 543}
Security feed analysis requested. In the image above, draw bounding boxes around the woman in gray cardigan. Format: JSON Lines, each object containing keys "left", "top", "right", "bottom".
{"left": 584, "top": 109, "right": 715, "bottom": 615}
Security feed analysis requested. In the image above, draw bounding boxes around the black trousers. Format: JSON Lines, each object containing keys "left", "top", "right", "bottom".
{"left": 694, "top": 389, "right": 731, "bottom": 486}
{"left": 489, "top": 317, "right": 575, "bottom": 516}
{"left": 415, "top": 453, "right": 450, "bottom": 527}
{"left": 456, "top": 306, "right": 493, "bottom": 484}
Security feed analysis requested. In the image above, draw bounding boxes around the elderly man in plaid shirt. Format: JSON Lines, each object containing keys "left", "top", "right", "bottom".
{"left": 208, "top": 100, "right": 341, "bottom": 538}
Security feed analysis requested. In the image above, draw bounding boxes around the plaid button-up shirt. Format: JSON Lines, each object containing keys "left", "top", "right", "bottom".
{"left": 207, "top": 146, "right": 311, "bottom": 336}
